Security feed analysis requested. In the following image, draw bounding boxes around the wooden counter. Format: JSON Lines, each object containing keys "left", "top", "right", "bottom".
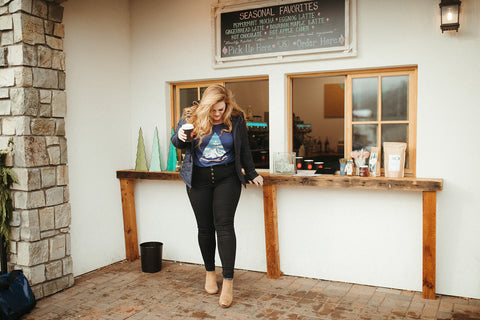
{"left": 116, "top": 170, "right": 443, "bottom": 299}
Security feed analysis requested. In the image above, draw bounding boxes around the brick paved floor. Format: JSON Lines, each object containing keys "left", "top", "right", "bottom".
{"left": 24, "top": 260, "right": 480, "bottom": 320}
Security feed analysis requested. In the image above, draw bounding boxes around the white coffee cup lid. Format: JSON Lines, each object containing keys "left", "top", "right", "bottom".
{"left": 182, "top": 123, "right": 194, "bottom": 130}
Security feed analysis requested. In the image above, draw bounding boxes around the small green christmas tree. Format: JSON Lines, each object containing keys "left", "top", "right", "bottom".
{"left": 149, "top": 127, "right": 162, "bottom": 172}
{"left": 166, "top": 128, "right": 178, "bottom": 171}
{"left": 135, "top": 127, "right": 148, "bottom": 171}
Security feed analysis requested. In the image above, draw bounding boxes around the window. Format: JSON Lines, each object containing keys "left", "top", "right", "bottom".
{"left": 346, "top": 68, "right": 417, "bottom": 175}
{"left": 171, "top": 77, "right": 270, "bottom": 168}
{"left": 289, "top": 67, "right": 417, "bottom": 176}
{"left": 171, "top": 81, "right": 222, "bottom": 129}
{"left": 291, "top": 75, "right": 346, "bottom": 171}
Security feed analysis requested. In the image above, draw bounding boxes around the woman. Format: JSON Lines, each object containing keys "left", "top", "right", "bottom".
{"left": 171, "top": 84, "right": 263, "bottom": 308}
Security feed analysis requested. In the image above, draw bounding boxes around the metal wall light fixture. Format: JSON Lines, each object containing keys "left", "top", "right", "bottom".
{"left": 439, "top": 0, "right": 461, "bottom": 32}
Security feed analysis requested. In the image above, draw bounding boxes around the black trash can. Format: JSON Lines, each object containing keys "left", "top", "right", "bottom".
{"left": 140, "top": 242, "right": 163, "bottom": 273}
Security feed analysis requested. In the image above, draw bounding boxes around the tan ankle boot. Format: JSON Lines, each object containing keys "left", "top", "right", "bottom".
{"left": 205, "top": 271, "right": 218, "bottom": 294}
{"left": 219, "top": 279, "right": 233, "bottom": 308}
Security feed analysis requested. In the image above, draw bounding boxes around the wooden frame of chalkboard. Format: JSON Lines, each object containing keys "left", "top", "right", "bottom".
{"left": 212, "top": 0, "right": 356, "bottom": 68}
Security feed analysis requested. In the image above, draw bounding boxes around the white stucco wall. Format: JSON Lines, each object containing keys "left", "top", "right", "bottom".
{"left": 64, "top": 0, "right": 480, "bottom": 299}
{"left": 63, "top": 0, "right": 132, "bottom": 275}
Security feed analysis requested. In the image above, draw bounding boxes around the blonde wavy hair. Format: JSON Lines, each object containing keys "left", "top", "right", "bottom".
{"left": 183, "top": 84, "right": 245, "bottom": 146}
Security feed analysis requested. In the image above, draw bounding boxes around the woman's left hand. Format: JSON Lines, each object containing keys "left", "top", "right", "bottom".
{"left": 249, "top": 175, "right": 264, "bottom": 187}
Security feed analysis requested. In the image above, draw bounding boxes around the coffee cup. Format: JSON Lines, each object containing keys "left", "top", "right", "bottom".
{"left": 304, "top": 159, "right": 314, "bottom": 170}
{"left": 295, "top": 157, "right": 304, "bottom": 170}
{"left": 181, "top": 123, "right": 194, "bottom": 142}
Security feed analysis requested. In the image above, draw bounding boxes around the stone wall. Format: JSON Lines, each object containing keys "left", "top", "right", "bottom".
{"left": 0, "top": 0, "right": 72, "bottom": 299}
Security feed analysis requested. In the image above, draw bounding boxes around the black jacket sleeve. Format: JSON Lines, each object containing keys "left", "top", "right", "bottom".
{"left": 171, "top": 118, "right": 188, "bottom": 149}
{"left": 237, "top": 116, "right": 259, "bottom": 181}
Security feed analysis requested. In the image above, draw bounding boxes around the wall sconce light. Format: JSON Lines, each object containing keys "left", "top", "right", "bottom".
{"left": 439, "top": 0, "right": 461, "bottom": 32}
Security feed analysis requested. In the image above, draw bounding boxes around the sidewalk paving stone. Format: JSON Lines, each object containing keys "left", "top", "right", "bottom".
{"left": 21, "top": 260, "right": 480, "bottom": 320}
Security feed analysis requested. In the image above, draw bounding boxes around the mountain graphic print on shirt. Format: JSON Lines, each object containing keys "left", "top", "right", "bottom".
{"left": 194, "top": 124, "right": 234, "bottom": 167}
{"left": 201, "top": 132, "right": 227, "bottom": 162}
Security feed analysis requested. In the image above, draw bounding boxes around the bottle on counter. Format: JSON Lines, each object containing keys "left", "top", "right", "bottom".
{"left": 346, "top": 159, "right": 353, "bottom": 176}
{"left": 298, "top": 144, "right": 306, "bottom": 157}
{"left": 247, "top": 105, "right": 253, "bottom": 121}
{"left": 324, "top": 136, "right": 330, "bottom": 153}
{"left": 295, "top": 157, "right": 304, "bottom": 171}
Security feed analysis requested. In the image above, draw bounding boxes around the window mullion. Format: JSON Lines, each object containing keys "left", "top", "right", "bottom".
{"left": 175, "top": 87, "right": 181, "bottom": 127}
{"left": 377, "top": 76, "right": 382, "bottom": 151}
{"left": 351, "top": 121, "right": 379, "bottom": 125}
{"left": 345, "top": 75, "right": 353, "bottom": 158}
{"left": 381, "top": 120, "right": 410, "bottom": 124}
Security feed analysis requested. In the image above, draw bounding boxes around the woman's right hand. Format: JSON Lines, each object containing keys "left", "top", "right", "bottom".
{"left": 178, "top": 128, "right": 187, "bottom": 142}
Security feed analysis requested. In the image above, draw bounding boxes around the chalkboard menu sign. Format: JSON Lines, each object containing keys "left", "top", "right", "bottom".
{"left": 215, "top": 0, "right": 352, "bottom": 64}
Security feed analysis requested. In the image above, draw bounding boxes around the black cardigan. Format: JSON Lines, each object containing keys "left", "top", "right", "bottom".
{"left": 171, "top": 115, "right": 260, "bottom": 188}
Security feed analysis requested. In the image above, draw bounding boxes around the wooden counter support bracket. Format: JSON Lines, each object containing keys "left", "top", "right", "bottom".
{"left": 263, "top": 184, "right": 282, "bottom": 279}
{"left": 120, "top": 179, "right": 139, "bottom": 260}
{"left": 422, "top": 191, "right": 436, "bottom": 299}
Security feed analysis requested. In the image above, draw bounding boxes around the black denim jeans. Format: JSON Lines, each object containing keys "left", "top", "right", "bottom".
{"left": 187, "top": 162, "right": 241, "bottom": 279}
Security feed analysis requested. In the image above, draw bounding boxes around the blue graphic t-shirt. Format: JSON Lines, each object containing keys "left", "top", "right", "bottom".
{"left": 193, "top": 124, "right": 234, "bottom": 167}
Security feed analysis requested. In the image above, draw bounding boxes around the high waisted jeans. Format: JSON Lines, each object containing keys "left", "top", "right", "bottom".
{"left": 187, "top": 162, "right": 241, "bottom": 279}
